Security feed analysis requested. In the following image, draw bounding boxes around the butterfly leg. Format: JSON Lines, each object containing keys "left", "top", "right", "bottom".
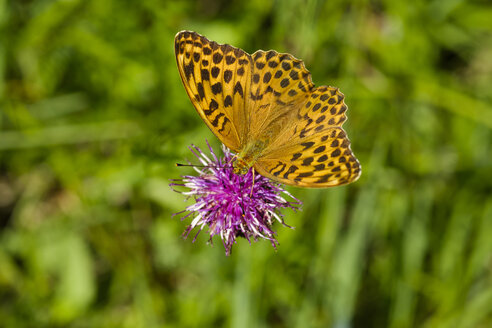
{"left": 227, "top": 154, "right": 238, "bottom": 166}
{"left": 250, "top": 168, "right": 255, "bottom": 197}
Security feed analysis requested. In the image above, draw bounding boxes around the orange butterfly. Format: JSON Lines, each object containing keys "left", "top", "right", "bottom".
{"left": 175, "top": 31, "right": 361, "bottom": 187}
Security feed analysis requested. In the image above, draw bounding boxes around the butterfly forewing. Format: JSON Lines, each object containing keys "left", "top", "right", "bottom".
{"left": 175, "top": 31, "right": 252, "bottom": 152}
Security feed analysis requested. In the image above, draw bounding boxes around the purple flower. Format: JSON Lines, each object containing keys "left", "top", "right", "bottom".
{"left": 170, "top": 142, "right": 301, "bottom": 256}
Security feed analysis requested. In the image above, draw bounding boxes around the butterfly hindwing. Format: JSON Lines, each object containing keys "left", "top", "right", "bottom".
{"left": 294, "top": 86, "right": 348, "bottom": 136}
{"left": 255, "top": 127, "right": 361, "bottom": 187}
{"left": 175, "top": 31, "right": 252, "bottom": 152}
{"left": 246, "top": 50, "right": 315, "bottom": 142}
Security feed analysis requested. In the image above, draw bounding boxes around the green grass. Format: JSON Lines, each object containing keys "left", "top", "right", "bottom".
{"left": 1, "top": 0, "right": 492, "bottom": 327}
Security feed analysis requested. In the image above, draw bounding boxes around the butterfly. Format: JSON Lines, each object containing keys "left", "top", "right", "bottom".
{"left": 174, "top": 31, "right": 361, "bottom": 188}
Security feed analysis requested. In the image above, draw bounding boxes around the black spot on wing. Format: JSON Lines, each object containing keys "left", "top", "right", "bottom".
{"left": 204, "top": 99, "right": 219, "bottom": 115}
{"left": 296, "top": 172, "right": 314, "bottom": 180}
{"left": 224, "top": 70, "right": 233, "bottom": 83}
{"left": 218, "top": 116, "right": 230, "bottom": 133}
{"left": 250, "top": 90, "right": 263, "bottom": 101}
{"left": 224, "top": 95, "right": 233, "bottom": 107}
{"left": 288, "top": 89, "right": 297, "bottom": 97}
{"left": 283, "top": 165, "right": 299, "bottom": 179}
{"left": 265, "top": 51, "right": 276, "bottom": 61}
{"left": 213, "top": 52, "right": 223, "bottom": 64}
{"left": 211, "top": 82, "right": 223, "bottom": 95}
{"left": 211, "top": 113, "right": 224, "bottom": 127}
{"left": 209, "top": 99, "right": 218, "bottom": 110}
{"left": 197, "top": 82, "right": 205, "bottom": 100}
{"left": 289, "top": 70, "right": 299, "bottom": 80}
{"left": 316, "top": 174, "right": 333, "bottom": 183}
{"left": 302, "top": 157, "right": 314, "bottom": 166}
{"left": 301, "top": 141, "right": 314, "bottom": 150}
{"left": 234, "top": 82, "right": 244, "bottom": 97}
{"left": 270, "top": 162, "right": 287, "bottom": 177}
{"left": 291, "top": 153, "right": 302, "bottom": 161}
{"left": 253, "top": 52, "right": 263, "bottom": 61}
{"left": 174, "top": 39, "right": 180, "bottom": 54}
{"left": 211, "top": 67, "right": 220, "bottom": 78}
{"left": 184, "top": 60, "right": 194, "bottom": 80}
{"left": 201, "top": 69, "right": 210, "bottom": 81}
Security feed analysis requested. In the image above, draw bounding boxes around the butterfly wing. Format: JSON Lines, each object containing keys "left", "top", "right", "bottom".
{"left": 174, "top": 31, "right": 252, "bottom": 152}
{"left": 245, "top": 51, "right": 361, "bottom": 187}
{"left": 244, "top": 50, "right": 315, "bottom": 144}
{"left": 255, "top": 126, "right": 361, "bottom": 188}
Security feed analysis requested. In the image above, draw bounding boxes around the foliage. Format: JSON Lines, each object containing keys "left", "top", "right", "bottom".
{"left": 1, "top": 0, "right": 491, "bottom": 327}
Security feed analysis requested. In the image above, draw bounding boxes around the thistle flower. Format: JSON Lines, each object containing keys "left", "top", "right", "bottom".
{"left": 170, "top": 142, "right": 301, "bottom": 256}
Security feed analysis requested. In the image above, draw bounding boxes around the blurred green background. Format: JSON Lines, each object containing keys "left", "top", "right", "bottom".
{"left": 1, "top": 0, "right": 492, "bottom": 327}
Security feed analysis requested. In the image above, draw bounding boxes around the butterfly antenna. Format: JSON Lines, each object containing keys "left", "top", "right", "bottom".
{"left": 176, "top": 163, "right": 211, "bottom": 168}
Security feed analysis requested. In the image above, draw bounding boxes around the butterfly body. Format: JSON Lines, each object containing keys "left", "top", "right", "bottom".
{"left": 175, "top": 31, "right": 361, "bottom": 188}
{"left": 234, "top": 139, "right": 268, "bottom": 174}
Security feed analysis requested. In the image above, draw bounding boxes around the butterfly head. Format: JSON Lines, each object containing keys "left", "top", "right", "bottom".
{"left": 233, "top": 158, "right": 251, "bottom": 175}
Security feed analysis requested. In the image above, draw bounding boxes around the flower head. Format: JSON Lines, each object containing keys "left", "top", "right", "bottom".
{"left": 170, "top": 141, "right": 301, "bottom": 256}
